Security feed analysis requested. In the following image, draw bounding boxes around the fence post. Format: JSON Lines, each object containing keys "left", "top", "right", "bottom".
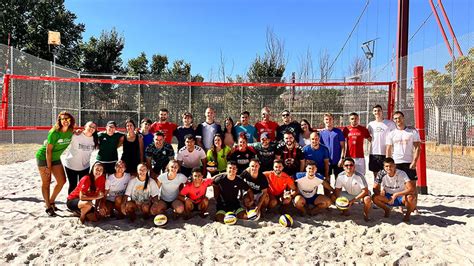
{"left": 78, "top": 72, "right": 82, "bottom": 127}
{"left": 1, "top": 74, "right": 10, "bottom": 129}
{"left": 138, "top": 74, "right": 141, "bottom": 123}
{"left": 414, "top": 66, "right": 428, "bottom": 195}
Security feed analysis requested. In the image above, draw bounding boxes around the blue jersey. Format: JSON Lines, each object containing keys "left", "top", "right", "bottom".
{"left": 234, "top": 124, "right": 258, "bottom": 143}
{"left": 302, "top": 144, "right": 330, "bottom": 174}
{"left": 319, "top": 128, "right": 345, "bottom": 165}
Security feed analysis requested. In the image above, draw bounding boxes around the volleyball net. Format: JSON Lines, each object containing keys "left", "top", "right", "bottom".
{"left": 0, "top": 73, "right": 396, "bottom": 131}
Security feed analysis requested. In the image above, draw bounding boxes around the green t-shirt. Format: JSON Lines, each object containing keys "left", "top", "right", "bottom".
{"left": 206, "top": 146, "right": 231, "bottom": 172}
{"left": 35, "top": 129, "right": 73, "bottom": 161}
{"left": 96, "top": 132, "right": 123, "bottom": 162}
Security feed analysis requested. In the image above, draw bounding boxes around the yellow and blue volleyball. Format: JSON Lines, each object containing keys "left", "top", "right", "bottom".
{"left": 335, "top": 196, "right": 350, "bottom": 210}
{"left": 279, "top": 214, "right": 293, "bottom": 227}
{"left": 223, "top": 212, "right": 237, "bottom": 225}
{"left": 247, "top": 209, "right": 260, "bottom": 221}
{"left": 153, "top": 214, "right": 168, "bottom": 227}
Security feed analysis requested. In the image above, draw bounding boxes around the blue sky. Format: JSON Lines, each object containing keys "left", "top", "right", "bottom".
{"left": 65, "top": 0, "right": 473, "bottom": 81}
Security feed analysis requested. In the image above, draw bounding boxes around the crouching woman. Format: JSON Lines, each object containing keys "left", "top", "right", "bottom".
{"left": 66, "top": 162, "right": 107, "bottom": 224}
{"left": 121, "top": 163, "right": 160, "bottom": 221}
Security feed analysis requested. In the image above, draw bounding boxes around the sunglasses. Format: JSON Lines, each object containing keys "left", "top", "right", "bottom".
{"left": 60, "top": 118, "right": 71, "bottom": 122}
{"left": 344, "top": 164, "right": 354, "bottom": 167}
{"left": 282, "top": 114, "right": 290, "bottom": 117}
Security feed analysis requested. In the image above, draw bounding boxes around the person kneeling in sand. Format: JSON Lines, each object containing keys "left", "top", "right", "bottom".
{"left": 372, "top": 157, "right": 416, "bottom": 222}
{"left": 179, "top": 167, "right": 213, "bottom": 219}
{"left": 213, "top": 161, "right": 253, "bottom": 222}
{"left": 103, "top": 160, "right": 131, "bottom": 218}
{"left": 121, "top": 163, "right": 160, "bottom": 221}
{"left": 153, "top": 160, "right": 187, "bottom": 219}
{"left": 240, "top": 159, "right": 270, "bottom": 218}
{"left": 334, "top": 158, "right": 372, "bottom": 221}
{"left": 66, "top": 162, "right": 107, "bottom": 224}
{"left": 263, "top": 159, "right": 298, "bottom": 214}
{"left": 293, "top": 161, "right": 333, "bottom": 216}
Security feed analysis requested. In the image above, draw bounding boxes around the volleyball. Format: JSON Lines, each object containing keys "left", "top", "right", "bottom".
{"left": 279, "top": 214, "right": 293, "bottom": 227}
{"left": 335, "top": 196, "right": 350, "bottom": 210}
{"left": 223, "top": 212, "right": 237, "bottom": 225}
{"left": 153, "top": 214, "right": 168, "bottom": 227}
{"left": 247, "top": 208, "right": 260, "bottom": 221}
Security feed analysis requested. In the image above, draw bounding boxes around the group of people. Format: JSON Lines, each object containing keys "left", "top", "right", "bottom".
{"left": 36, "top": 105, "right": 420, "bottom": 224}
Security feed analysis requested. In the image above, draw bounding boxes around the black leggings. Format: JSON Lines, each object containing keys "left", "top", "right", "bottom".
{"left": 64, "top": 167, "right": 90, "bottom": 194}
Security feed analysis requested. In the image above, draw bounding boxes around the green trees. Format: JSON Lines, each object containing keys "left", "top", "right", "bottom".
{"left": 0, "top": 0, "right": 85, "bottom": 69}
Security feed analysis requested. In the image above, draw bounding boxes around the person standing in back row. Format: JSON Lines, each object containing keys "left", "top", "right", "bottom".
{"left": 385, "top": 111, "right": 421, "bottom": 184}
{"left": 149, "top": 108, "right": 178, "bottom": 144}
{"left": 367, "top": 105, "right": 396, "bottom": 179}
{"left": 319, "top": 113, "right": 346, "bottom": 184}
{"left": 196, "top": 107, "right": 222, "bottom": 151}
{"left": 97, "top": 121, "right": 124, "bottom": 175}
{"left": 276, "top": 110, "right": 301, "bottom": 144}
{"left": 343, "top": 113, "right": 371, "bottom": 176}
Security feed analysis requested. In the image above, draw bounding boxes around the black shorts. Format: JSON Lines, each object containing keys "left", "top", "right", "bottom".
{"left": 100, "top": 162, "right": 117, "bottom": 175}
{"left": 369, "top": 155, "right": 386, "bottom": 172}
{"left": 66, "top": 198, "right": 80, "bottom": 212}
{"left": 396, "top": 163, "right": 417, "bottom": 181}
{"left": 329, "top": 164, "right": 343, "bottom": 178}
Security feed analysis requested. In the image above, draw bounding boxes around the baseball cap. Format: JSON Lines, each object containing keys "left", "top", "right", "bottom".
{"left": 260, "top": 132, "right": 270, "bottom": 140}
{"left": 106, "top": 121, "right": 117, "bottom": 127}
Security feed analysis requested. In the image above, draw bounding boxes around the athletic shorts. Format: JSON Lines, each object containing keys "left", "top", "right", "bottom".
{"left": 302, "top": 194, "right": 322, "bottom": 205}
{"left": 216, "top": 207, "right": 245, "bottom": 216}
{"left": 354, "top": 158, "right": 366, "bottom": 176}
{"left": 162, "top": 200, "right": 174, "bottom": 209}
{"left": 369, "top": 154, "right": 386, "bottom": 172}
{"left": 66, "top": 198, "right": 80, "bottom": 212}
{"left": 396, "top": 163, "right": 417, "bottom": 181}
{"left": 244, "top": 191, "right": 264, "bottom": 203}
{"left": 384, "top": 193, "right": 404, "bottom": 207}
{"left": 36, "top": 159, "right": 62, "bottom": 167}
{"left": 99, "top": 161, "right": 117, "bottom": 175}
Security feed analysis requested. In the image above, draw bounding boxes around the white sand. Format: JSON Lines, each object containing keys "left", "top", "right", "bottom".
{"left": 0, "top": 158, "right": 473, "bottom": 264}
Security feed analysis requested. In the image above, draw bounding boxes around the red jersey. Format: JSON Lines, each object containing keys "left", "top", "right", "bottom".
{"left": 343, "top": 125, "right": 370, "bottom": 158}
{"left": 67, "top": 175, "right": 106, "bottom": 200}
{"left": 255, "top": 121, "right": 279, "bottom": 141}
{"left": 179, "top": 178, "right": 213, "bottom": 203}
{"left": 149, "top": 122, "right": 178, "bottom": 144}
{"left": 264, "top": 171, "right": 294, "bottom": 196}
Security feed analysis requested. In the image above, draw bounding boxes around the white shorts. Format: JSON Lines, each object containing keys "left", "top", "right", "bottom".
{"left": 354, "top": 158, "right": 366, "bottom": 176}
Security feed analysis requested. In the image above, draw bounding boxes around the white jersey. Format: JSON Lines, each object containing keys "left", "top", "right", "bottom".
{"left": 295, "top": 174, "right": 324, "bottom": 198}
{"left": 176, "top": 145, "right": 206, "bottom": 168}
{"left": 157, "top": 173, "right": 187, "bottom": 202}
{"left": 105, "top": 173, "right": 131, "bottom": 201}
{"left": 62, "top": 132, "right": 95, "bottom": 171}
{"left": 386, "top": 127, "right": 421, "bottom": 164}
{"left": 367, "top": 119, "right": 396, "bottom": 155}
{"left": 125, "top": 177, "right": 160, "bottom": 203}
{"left": 336, "top": 172, "right": 368, "bottom": 196}
{"left": 375, "top": 169, "right": 411, "bottom": 194}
